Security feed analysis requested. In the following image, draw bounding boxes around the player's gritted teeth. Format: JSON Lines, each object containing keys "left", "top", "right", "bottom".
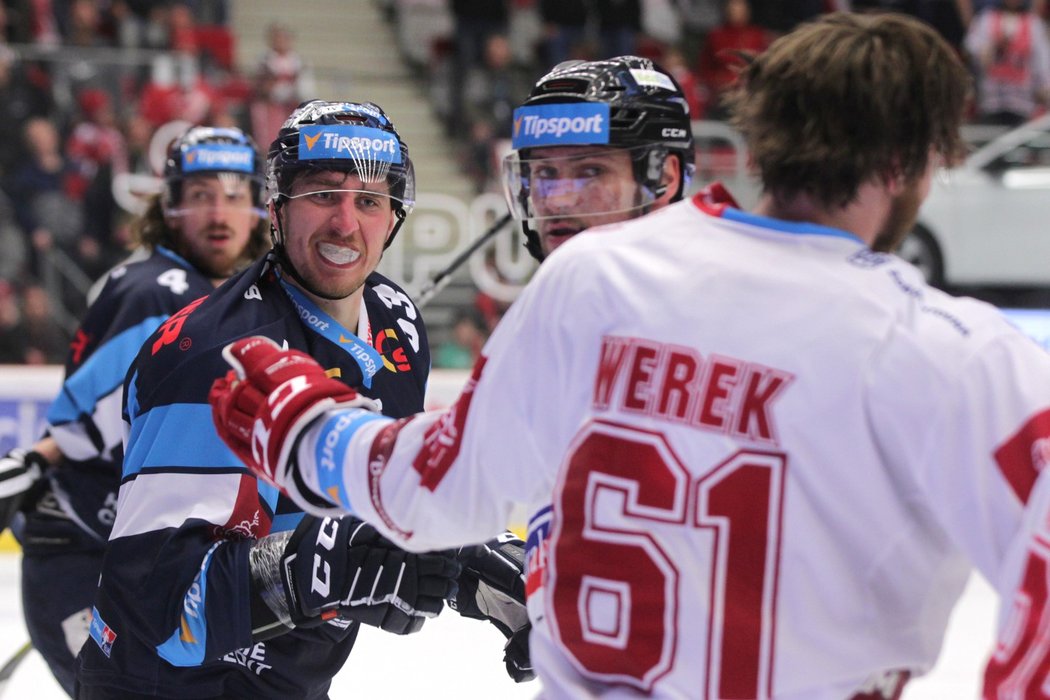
{"left": 317, "top": 241, "right": 361, "bottom": 266}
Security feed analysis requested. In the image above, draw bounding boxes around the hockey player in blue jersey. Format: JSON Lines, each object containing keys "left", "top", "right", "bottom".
{"left": 74, "top": 100, "right": 529, "bottom": 699}
{"left": 0, "top": 125, "right": 270, "bottom": 696}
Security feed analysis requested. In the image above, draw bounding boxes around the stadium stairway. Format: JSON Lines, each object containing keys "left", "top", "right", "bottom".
{"left": 227, "top": 0, "right": 489, "bottom": 347}
{"left": 228, "top": 0, "right": 475, "bottom": 202}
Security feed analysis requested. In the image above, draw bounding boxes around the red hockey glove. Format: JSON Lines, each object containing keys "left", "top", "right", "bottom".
{"left": 209, "top": 336, "right": 376, "bottom": 510}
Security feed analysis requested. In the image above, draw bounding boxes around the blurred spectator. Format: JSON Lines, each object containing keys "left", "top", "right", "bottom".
{"left": 24, "top": 0, "right": 62, "bottom": 47}
{"left": 434, "top": 308, "right": 487, "bottom": 368}
{"left": 167, "top": 1, "right": 198, "bottom": 54}
{"left": 965, "top": 0, "right": 1050, "bottom": 125}
{"left": 0, "top": 191, "right": 27, "bottom": 282}
{"left": 595, "top": 0, "right": 641, "bottom": 58}
{"left": 678, "top": 0, "right": 726, "bottom": 57}
{"left": 62, "top": 0, "right": 105, "bottom": 47}
{"left": 5, "top": 117, "right": 83, "bottom": 276}
{"left": 0, "top": 49, "right": 54, "bottom": 176}
{"left": 66, "top": 88, "right": 128, "bottom": 276}
{"left": 749, "top": 0, "right": 828, "bottom": 34}
{"left": 661, "top": 46, "right": 704, "bottom": 118}
{"left": 250, "top": 23, "right": 315, "bottom": 148}
{"left": 138, "top": 53, "right": 219, "bottom": 127}
{"left": 850, "top": 1, "right": 973, "bottom": 48}
{"left": 448, "top": 0, "right": 509, "bottom": 134}
{"left": 540, "top": 0, "right": 590, "bottom": 65}
{"left": 0, "top": 280, "right": 23, "bottom": 363}
{"left": 697, "top": 0, "right": 771, "bottom": 119}
{"left": 462, "top": 32, "right": 534, "bottom": 191}
{"left": 18, "top": 283, "right": 70, "bottom": 364}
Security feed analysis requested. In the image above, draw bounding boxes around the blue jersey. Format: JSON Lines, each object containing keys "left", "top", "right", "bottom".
{"left": 77, "top": 255, "right": 430, "bottom": 698}
{"left": 33, "top": 247, "right": 215, "bottom": 550}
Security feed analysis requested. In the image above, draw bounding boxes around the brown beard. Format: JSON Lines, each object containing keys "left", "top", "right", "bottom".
{"left": 872, "top": 181, "right": 924, "bottom": 254}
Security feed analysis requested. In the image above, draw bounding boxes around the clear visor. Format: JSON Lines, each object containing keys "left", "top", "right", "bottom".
{"left": 501, "top": 145, "right": 657, "bottom": 226}
{"left": 272, "top": 160, "right": 416, "bottom": 215}
{"left": 165, "top": 172, "right": 266, "bottom": 218}
{"left": 282, "top": 187, "right": 409, "bottom": 217}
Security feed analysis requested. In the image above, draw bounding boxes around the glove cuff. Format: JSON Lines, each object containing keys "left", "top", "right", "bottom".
{"left": 278, "top": 398, "right": 379, "bottom": 518}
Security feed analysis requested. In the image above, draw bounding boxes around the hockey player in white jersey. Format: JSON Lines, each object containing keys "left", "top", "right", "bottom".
{"left": 207, "top": 13, "right": 1050, "bottom": 699}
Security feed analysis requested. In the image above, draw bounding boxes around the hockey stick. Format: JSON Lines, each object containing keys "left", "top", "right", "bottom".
{"left": 0, "top": 641, "right": 32, "bottom": 696}
{"left": 415, "top": 212, "right": 514, "bottom": 308}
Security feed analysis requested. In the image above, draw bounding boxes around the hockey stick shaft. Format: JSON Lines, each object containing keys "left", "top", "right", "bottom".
{"left": 0, "top": 640, "right": 32, "bottom": 696}
{"left": 415, "top": 212, "right": 514, "bottom": 308}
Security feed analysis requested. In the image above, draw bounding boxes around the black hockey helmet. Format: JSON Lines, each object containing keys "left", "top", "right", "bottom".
{"left": 502, "top": 56, "right": 696, "bottom": 261}
{"left": 162, "top": 126, "right": 265, "bottom": 214}
{"left": 266, "top": 99, "right": 415, "bottom": 250}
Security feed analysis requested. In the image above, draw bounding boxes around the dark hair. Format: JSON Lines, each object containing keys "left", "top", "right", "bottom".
{"left": 725, "top": 12, "right": 971, "bottom": 208}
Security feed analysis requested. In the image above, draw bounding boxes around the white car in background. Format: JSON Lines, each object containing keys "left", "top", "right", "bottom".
{"left": 899, "top": 114, "right": 1050, "bottom": 289}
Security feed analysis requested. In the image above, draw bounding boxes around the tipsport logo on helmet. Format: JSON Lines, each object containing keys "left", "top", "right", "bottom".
{"left": 182, "top": 144, "right": 255, "bottom": 174}
{"left": 299, "top": 125, "right": 403, "bottom": 164}
{"left": 511, "top": 103, "right": 610, "bottom": 149}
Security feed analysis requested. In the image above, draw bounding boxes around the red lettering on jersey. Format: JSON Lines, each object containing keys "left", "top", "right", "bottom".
{"left": 593, "top": 337, "right": 630, "bottom": 409}
{"left": 151, "top": 296, "right": 207, "bottom": 355}
{"left": 995, "top": 407, "right": 1050, "bottom": 503}
{"left": 734, "top": 366, "right": 793, "bottom": 443}
{"left": 412, "top": 356, "right": 488, "bottom": 491}
{"left": 69, "top": 329, "right": 92, "bottom": 367}
{"left": 592, "top": 336, "right": 791, "bottom": 446}
{"left": 623, "top": 342, "right": 660, "bottom": 412}
{"left": 655, "top": 349, "right": 700, "bottom": 421}
{"left": 698, "top": 357, "right": 741, "bottom": 431}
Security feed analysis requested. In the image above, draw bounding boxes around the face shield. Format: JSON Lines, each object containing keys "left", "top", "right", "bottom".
{"left": 501, "top": 144, "right": 663, "bottom": 231}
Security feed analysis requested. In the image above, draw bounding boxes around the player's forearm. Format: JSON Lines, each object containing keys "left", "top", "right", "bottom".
{"left": 293, "top": 407, "right": 508, "bottom": 553}
{"left": 31, "top": 436, "right": 61, "bottom": 463}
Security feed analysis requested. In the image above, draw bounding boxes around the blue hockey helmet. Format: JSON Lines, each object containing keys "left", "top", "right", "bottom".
{"left": 163, "top": 126, "right": 265, "bottom": 214}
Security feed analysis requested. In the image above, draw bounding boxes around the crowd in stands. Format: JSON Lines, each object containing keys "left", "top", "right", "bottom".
{"left": 2, "top": 1, "right": 1050, "bottom": 367}
{"left": 389, "top": 0, "right": 1050, "bottom": 194}
{"left": 382, "top": 0, "right": 1050, "bottom": 363}
{"left": 0, "top": 0, "right": 318, "bottom": 365}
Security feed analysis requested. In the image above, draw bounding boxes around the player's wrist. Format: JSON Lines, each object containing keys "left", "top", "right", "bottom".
{"left": 286, "top": 403, "right": 383, "bottom": 517}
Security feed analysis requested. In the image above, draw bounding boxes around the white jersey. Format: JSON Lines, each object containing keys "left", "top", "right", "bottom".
{"left": 296, "top": 193, "right": 1050, "bottom": 698}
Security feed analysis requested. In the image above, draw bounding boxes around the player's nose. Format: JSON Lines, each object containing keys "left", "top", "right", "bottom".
{"left": 327, "top": 196, "right": 363, "bottom": 235}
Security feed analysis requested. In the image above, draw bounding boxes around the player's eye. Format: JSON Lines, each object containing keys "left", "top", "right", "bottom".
{"left": 575, "top": 165, "right": 604, "bottom": 179}
{"left": 357, "top": 194, "right": 383, "bottom": 210}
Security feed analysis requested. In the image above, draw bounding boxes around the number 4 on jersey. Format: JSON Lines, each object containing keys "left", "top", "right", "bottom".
{"left": 551, "top": 420, "right": 785, "bottom": 697}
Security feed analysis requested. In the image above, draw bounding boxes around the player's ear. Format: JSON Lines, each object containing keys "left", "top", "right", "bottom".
{"left": 655, "top": 154, "right": 682, "bottom": 206}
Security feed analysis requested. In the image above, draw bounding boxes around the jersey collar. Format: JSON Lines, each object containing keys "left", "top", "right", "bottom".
{"left": 691, "top": 183, "right": 864, "bottom": 244}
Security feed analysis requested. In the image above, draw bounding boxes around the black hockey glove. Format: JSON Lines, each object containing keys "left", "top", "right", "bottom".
{"left": 249, "top": 515, "right": 461, "bottom": 640}
{"left": 450, "top": 532, "right": 535, "bottom": 682}
{"left": 0, "top": 448, "right": 47, "bottom": 532}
